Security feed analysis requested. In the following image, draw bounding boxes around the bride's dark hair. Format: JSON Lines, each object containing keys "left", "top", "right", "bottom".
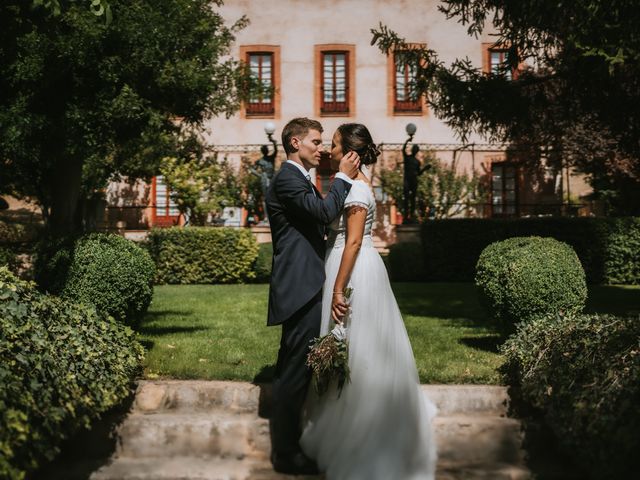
{"left": 337, "top": 123, "right": 381, "bottom": 166}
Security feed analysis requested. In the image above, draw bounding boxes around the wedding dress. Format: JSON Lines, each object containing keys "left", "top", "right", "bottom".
{"left": 300, "top": 178, "right": 437, "bottom": 480}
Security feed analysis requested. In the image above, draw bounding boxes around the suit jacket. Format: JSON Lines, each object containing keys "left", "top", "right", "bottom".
{"left": 266, "top": 162, "right": 351, "bottom": 326}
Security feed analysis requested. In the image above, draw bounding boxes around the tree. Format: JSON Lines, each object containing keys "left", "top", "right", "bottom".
{"left": 160, "top": 146, "right": 241, "bottom": 227}
{"left": 0, "top": 0, "right": 255, "bottom": 236}
{"left": 31, "top": 0, "right": 112, "bottom": 23}
{"left": 380, "top": 150, "right": 483, "bottom": 220}
{"left": 372, "top": 1, "right": 640, "bottom": 215}
{"left": 238, "top": 155, "right": 266, "bottom": 223}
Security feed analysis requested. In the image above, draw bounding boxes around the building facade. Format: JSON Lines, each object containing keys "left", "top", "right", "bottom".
{"left": 104, "top": 0, "right": 592, "bottom": 245}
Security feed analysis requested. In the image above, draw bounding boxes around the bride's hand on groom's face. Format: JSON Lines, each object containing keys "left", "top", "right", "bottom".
{"left": 338, "top": 151, "right": 360, "bottom": 179}
{"left": 332, "top": 292, "right": 348, "bottom": 324}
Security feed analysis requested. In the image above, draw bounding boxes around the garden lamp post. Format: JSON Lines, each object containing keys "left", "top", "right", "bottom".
{"left": 264, "top": 121, "right": 276, "bottom": 141}
{"left": 405, "top": 122, "right": 417, "bottom": 138}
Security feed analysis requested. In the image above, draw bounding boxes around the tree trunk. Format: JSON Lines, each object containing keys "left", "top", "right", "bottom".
{"left": 48, "top": 157, "right": 84, "bottom": 238}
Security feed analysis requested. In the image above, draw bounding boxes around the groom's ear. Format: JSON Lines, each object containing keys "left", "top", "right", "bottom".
{"left": 290, "top": 136, "right": 300, "bottom": 152}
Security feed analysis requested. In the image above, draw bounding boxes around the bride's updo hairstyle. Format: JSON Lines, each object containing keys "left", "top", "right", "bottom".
{"left": 337, "top": 123, "right": 381, "bottom": 166}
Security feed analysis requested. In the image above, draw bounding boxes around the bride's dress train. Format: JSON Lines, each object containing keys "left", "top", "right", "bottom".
{"left": 300, "top": 180, "right": 437, "bottom": 480}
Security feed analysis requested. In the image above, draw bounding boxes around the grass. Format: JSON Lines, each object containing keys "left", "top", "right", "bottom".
{"left": 139, "top": 283, "right": 640, "bottom": 385}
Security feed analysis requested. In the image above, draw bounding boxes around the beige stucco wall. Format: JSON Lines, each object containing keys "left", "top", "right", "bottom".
{"left": 206, "top": 0, "right": 493, "bottom": 148}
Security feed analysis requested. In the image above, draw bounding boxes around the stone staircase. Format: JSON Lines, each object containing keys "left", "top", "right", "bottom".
{"left": 38, "top": 380, "right": 580, "bottom": 480}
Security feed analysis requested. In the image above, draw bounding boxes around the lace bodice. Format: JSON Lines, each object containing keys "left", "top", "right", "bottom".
{"left": 327, "top": 180, "right": 376, "bottom": 248}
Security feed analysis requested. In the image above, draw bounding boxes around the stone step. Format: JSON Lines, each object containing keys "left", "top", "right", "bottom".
{"left": 436, "top": 461, "right": 532, "bottom": 480}
{"left": 133, "top": 380, "right": 510, "bottom": 417}
{"left": 433, "top": 415, "right": 524, "bottom": 465}
{"left": 42, "top": 455, "right": 585, "bottom": 480}
{"left": 114, "top": 412, "right": 523, "bottom": 466}
{"left": 55, "top": 456, "right": 536, "bottom": 480}
{"left": 115, "top": 412, "right": 270, "bottom": 460}
{"left": 90, "top": 456, "right": 261, "bottom": 480}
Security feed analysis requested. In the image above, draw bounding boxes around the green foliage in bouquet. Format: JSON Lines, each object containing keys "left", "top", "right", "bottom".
{"left": 306, "top": 287, "right": 353, "bottom": 396}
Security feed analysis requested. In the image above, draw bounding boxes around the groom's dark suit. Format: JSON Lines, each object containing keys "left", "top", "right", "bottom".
{"left": 266, "top": 161, "right": 351, "bottom": 457}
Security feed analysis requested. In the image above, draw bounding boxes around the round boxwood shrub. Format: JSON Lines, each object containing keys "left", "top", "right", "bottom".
{"left": 501, "top": 313, "right": 640, "bottom": 479}
{"left": 475, "top": 236, "right": 587, "bottom": 333}
{"left": 0, "top": 267, "right": 143, "bottom": 479}
{"left": 36, "top": 233, "right": 155, "bottom": 326}
{"left": 387, "top": 242, "right": 425, "bottom": 281}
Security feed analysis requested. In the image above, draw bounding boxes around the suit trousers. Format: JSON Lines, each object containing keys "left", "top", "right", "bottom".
{"left": 270, "top": 290, "right": 322, "bottom": 455}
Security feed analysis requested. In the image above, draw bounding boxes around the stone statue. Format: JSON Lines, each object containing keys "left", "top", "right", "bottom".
{"left": 251, "top": 135, "right": 278, "bottom": 222}
{"left": 402, "top": 135, "right": 431, "bottom": 224}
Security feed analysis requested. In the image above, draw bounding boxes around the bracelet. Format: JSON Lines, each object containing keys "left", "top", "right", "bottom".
{"left": 332, "top": 290, "right": 344, "bottom": 294}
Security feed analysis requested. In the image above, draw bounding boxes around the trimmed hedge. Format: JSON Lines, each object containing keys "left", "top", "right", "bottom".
{"left": 421, "top": 217, "right": 640, "bottom": 284}
{"left": 501, "top": 313, "right": 640, "bottom": 479}
{"left": 0, "top": 267, "right": 144, "bottom": 480}
{"left": 475, "top": 237, "right": 587, "bottom": 333}
{"left": 254, "top": 242, "right": 273, "bottom": 282}
{"left": 35, "top": 233, "right": 155, "bottom": 326}
{"left": 387, "top": 242, "right": 425, "bottom": 281}
{"left": 147, "top": 227, "right": 259, "bottom": 284}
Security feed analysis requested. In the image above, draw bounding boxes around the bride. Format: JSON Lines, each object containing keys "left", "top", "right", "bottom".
{"left": 300, "top": 123, "right": 437, "bottom": 480}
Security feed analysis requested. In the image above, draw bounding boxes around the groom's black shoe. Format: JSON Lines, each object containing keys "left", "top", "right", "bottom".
{"left": 271, "top": 451, "right": 320, "bottom": 475}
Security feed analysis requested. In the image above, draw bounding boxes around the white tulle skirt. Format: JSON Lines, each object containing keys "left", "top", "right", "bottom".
{"left": 300, "top": 236, "right": 437, "bottom": 480}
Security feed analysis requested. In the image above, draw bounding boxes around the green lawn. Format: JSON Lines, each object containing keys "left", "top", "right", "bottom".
{"left": 139, "top": 283, "right": 640, "bottom": 385}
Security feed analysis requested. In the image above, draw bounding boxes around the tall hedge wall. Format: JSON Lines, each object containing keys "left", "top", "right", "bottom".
{"left": 147, "top": 227, "right": 259, "bottom": 284}
{"left": 420, "top": 217, "right": 640, "bottom": 284}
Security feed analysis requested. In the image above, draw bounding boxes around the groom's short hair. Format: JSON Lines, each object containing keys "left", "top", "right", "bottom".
{"left": 282, "top": 117, "right": 323, "bottom": 154}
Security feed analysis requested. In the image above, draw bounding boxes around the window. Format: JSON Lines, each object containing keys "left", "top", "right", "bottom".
{"left": 490, "top": 49, "right": 512, "bottom": 80}
{"left": 247, "top": 52, "right": 273, "bottom": 114}
{"left": 387, "top": 45, "right": 426, "bottom": 116}
{"left": 394, "top": 52, "right": 421, "bottom": 112}
{"left": 240, "top": 46, "right": 280, "bottom": 118}
{"left": 491, "top": 163, "right": 518, "bottom": 217}
{"left": 152, "top": 175, "right": 180, "bottom": 226}
{"left": 315, "top": 44, "right": 355, "bottom": 116}
{"left": 322, "top": 51, "right": 348, "bottom": 113}
{"left": 483, "top": 43, "right": 515, "bottom": 79}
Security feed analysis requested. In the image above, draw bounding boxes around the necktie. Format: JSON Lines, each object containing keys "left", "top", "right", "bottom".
{"left": 306, "top": 174, "right": 317, "bottom": 197}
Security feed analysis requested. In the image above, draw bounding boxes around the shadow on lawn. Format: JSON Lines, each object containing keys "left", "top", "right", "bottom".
{"left": 143, "top": 309, "right": 193, "bottom": 321}
{"left": 137, "top": 325, "right": 210, "bottom": 336}
{"left": 392, "top": 282, "right": 487, "bottom": 321}
{"left": 458, "top": 335, "right": 503, "bottom": 353}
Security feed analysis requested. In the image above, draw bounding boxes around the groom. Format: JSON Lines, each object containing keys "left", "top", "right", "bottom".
{"left": 265, "top": 117, "right": 359, "bottom": 474}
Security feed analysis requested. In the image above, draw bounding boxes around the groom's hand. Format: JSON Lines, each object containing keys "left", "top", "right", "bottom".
{"left": 338, "top": 151, "right": 360, "bottom": 179}
{"left": 332, "top": 292, "right": 349, "bottom": 324}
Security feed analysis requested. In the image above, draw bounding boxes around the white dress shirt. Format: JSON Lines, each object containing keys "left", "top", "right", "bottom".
{"left": 286, "top": 160, "right": 353, "bottom": 185}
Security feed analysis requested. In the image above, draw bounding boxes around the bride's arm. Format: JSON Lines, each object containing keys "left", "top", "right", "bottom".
{"left": 331, "top": 205, "right": 367, "bottom": 323}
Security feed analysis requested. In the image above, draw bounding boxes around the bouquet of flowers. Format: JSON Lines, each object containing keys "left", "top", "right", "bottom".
{"left": 306, "top": 287, "right": 353, "bottom": 396}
